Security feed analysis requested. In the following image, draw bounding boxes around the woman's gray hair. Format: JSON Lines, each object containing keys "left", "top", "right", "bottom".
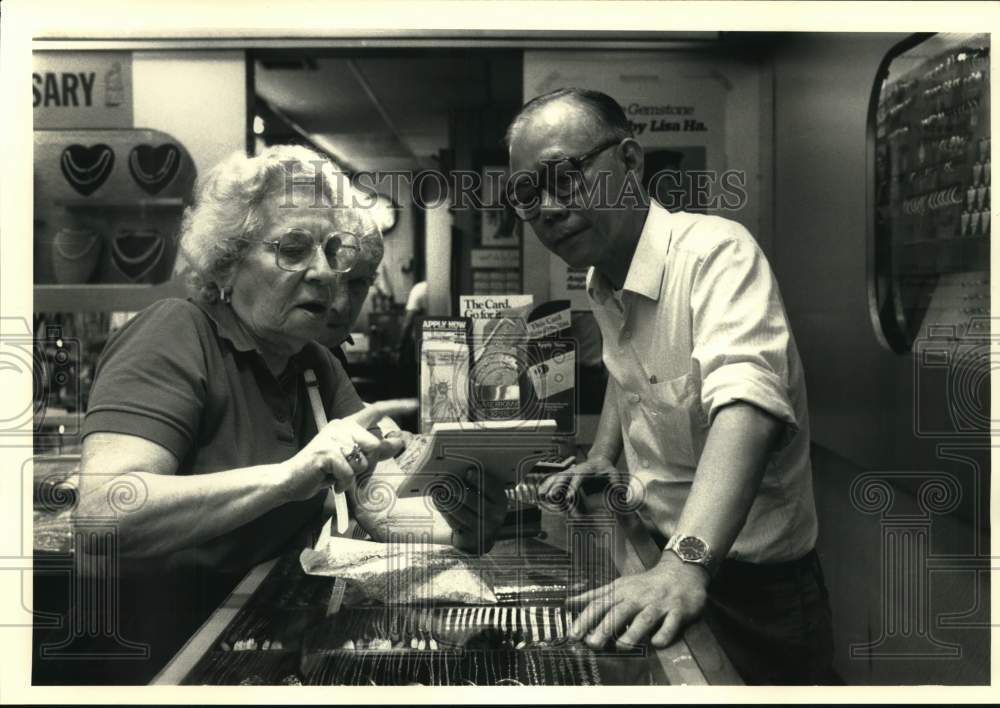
{"left": 179, "top": 144, "right": 383, "bottom": 304}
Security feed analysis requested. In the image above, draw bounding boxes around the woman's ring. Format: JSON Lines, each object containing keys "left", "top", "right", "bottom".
{"left": 342, "top": 443, "right": 364, "bottom": 466}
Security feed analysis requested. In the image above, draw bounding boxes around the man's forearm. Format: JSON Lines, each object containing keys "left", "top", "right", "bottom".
{"left": 666, "top": 402, "right": 783, "bottom": 564}
{"left": 589, "top": 379, "right": 624, "bottom": 462}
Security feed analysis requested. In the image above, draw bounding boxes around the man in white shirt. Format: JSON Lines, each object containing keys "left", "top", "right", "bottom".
{"left": 506, "top": 88, "right": 834, "bottom": 684}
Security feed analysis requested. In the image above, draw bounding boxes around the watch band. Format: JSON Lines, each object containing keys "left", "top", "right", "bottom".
{"left": 665, "top": 534, "right": 718, "bottom": 576}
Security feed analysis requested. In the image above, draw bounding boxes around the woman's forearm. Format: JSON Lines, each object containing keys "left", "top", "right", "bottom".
{"left": 77, "top": 463, "right": 291, "bottom": 557}
{"left": 77, "top": 407, "right": 393, "bottom": 558}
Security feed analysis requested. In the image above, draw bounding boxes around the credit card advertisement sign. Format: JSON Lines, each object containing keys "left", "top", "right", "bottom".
{"left": 419, "top": 317, "right": 472, "bottom": 433}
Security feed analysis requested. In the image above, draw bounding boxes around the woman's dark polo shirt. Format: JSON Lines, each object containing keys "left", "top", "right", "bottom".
{"left": 83, "top": 297, "right": 364, "bottom": 574}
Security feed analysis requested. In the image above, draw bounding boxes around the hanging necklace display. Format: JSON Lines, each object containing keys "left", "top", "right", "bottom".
{"left": 350, "top": 649, "right": 360, "bottom": 685}
{"left": 588, "top": 648, "right": 601, "bottom": 685}
{"left": 60, "top": 144, "right": 115, "bottom": 196}
{"left": 575, "top": 647, "right": 590, "bottom": 686}
{"left": 396, "top": 647, "right": 405, "bottom": 684}
{"left": 35, "top": 130, "right": 196, "bottom": 291}
{"left": 128, "top": 144, "right": 181, "bottom": 195}
{"left": 555, "top": 647, "right": 567, "bottom": 684}
{"left": 110, "top": 227, "right": 166, "bottom": 282}
{"left": 52, "top": 227, "right": 102, "bottom": 283}
{"left": 330, "top": 653, "right": 344, "bottom": 685}
{"left": 525, "top": 648, "right": 535, "bottom": 685}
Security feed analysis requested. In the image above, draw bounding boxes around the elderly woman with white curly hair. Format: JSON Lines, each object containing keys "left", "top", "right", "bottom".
{"left": 73, "top": 145, "right": 507, "bottom": 684}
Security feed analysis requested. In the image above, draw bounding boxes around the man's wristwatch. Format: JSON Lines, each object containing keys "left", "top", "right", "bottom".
{"left": 665, "top": 534, "right": 718, "bottom": 576}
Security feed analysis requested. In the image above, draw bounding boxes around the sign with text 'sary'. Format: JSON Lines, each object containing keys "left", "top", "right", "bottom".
{"left": 33, "top": 51, "right": 133, "bottom": 130}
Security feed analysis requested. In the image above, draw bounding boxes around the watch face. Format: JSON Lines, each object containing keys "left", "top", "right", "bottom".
{"left": 676, "top": 536, "right": 708, "bottom": 561}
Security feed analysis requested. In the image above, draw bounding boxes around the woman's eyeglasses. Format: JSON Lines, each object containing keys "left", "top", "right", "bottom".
{"left": 509, "top": 137, "right": 622, "bottom": 222}
{"left": 260, "top": 228, "right": 361, "bottom": 273}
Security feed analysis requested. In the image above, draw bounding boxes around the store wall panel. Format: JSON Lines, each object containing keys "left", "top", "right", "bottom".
{"left": 772, "top": 34, "right": 904, "bottom": 468}
{"left": 133, "top": 51, "right": 246, "bottom": 176}
{"left": 772, "top": 33, "right": 989, "bottom": 685}
{"left": 375, "top": 172, "right": 416, "bottom": 305}
{"left": 812, "top": 444, "right": 989, "bottom": 684}
{"left": 351, "top": 162, "right": 417, "bottom": 312}
{"left": 425, "top": 204, "right": 453, "bottom": 316}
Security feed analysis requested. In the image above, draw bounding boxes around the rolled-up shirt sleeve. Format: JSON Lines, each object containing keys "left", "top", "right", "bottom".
{"left": 690, "top": 231, "right": 798, "bottom": 440}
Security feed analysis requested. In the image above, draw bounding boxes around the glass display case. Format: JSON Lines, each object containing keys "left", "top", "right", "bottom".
{"left": 869, "top": 33, "right": 990, "bottom": 353}
{"left": 153, "top": 500, "right": 739, "bottom": 686}
{"left": 869, "top": 34, "right": 990, "bottom": 353}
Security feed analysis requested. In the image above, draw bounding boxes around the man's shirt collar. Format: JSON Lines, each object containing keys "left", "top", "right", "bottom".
{"left": 587, "top": 200, "right": 672, "bottom": 304}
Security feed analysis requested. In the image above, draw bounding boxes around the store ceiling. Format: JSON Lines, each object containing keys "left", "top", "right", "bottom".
{"left": 254, "top": 53, "right": 522, "bottom": 170}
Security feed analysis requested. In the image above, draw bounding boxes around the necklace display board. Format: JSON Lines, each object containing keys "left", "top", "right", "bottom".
{"left": 33, "top": 129, "right": 196, "bottom": 295}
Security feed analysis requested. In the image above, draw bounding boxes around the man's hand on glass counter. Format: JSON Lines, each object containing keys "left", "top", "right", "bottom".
{"left": 566, "top": 551, "right": 709, "bottom": 650}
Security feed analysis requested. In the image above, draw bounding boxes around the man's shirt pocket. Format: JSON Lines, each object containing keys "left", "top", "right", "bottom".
{"left": 635, "top": 371, "right": 704, "bottom": 467}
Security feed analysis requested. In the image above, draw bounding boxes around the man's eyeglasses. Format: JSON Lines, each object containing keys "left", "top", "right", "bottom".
{"left": 260, "top": 228, "right": 361, "bottom": 273}
{"left": 509, "top": 137, "right": 622, "bottom": 222}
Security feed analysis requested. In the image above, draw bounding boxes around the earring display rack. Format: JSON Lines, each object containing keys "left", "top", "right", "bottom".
{"left": 872, "top": 33, "right": 990, "bottom": 351}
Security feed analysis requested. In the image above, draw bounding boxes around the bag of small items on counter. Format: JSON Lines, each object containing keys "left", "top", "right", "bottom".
{"left": 299, "top": 536, "right": 498, "bottom": 606}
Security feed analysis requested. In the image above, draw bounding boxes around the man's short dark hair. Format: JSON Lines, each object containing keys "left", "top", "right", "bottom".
{"left": 505, "top": 87, "right": 633, "bottom": 148}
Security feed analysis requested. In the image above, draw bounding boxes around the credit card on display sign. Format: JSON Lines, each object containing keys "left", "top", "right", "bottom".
{"left": 526, "top": 351, "right": 576, "bottom": 399}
